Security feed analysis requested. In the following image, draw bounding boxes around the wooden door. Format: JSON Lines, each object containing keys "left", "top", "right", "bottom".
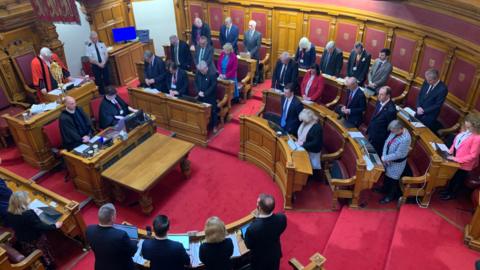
{"left": 272, "top": 10, "right": 303, "bottom": 61}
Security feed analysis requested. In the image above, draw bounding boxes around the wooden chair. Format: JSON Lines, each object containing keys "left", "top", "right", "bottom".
{"left": 289, "top": 253, "right": 326, "bottom": 270}
{"left": 403, "top": 84, "right": 421, "bottom": 109}
{"left": 436, "top": 101, "right": 463, "bottom": 140}
{"left": 236, "top": 57, "right": 257, "bottom": 102}
{"left": 216, "top": 79, "right": 234, "bottom": 128}
{"left": 6, "top": 41, "right": 37, "bottom": 102}
{"left": 90, "top": 97, "right": 103, "bottom": 130}
{"left": 237, "top": 42, "right": 271, "bottom": 79}
{"left": 260, "top": 90, "right": 282, "bottom": 123}
{"left": 321, "top": 118, "right": 346, "bottom": 164}
{"left": 322, "top": 81, "right": 342, "bottom": 109}
{"left": 0, "top": 231, "right": 45, "bottom": 270}
{"left": 0, "top": 84, "right": 28, "bottom": 147}
{"left": 358, "top": 100, "right": 376, "bottom": 134}
{"left": 387, "top": 74, "right": 409, "bottom": 104}
{"left": 324, "top": 139, "right": 365, "bottom": 209}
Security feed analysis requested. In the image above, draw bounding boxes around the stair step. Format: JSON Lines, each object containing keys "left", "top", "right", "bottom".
{"left": 0, "top": 147, "right": 23, "bottom": 165}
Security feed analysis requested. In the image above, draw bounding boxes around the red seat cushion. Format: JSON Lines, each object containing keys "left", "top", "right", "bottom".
{"left": 263, "top": 93, "right": 282, "bottom": 118}
{"left": 323, "top": 120, "right": 344, "bottom": 155}
{"left": 320, "top": 83, "right": 339, "bottom": 106}
{"left": 42, "top": 119, "right": 61, "bottom": 149}
{"left": 362, "top": 101, "right": 376, "bottom": 130}
{"left": 237, "top": 59, "right": 249, "bottom": 82}
{"left": 90, "top": 97, "right": 103, "bottom": 125}
{"left": 405, "top": 85, "right": 421, "bottom": 108}
{"left": 14, "top": 52, "right": 36, "bottom": 87}
{"left": 408, "top": 140, "right": 430, "bottom": 177}
{"left": 0, "top": 243, "right": 25, "bottom": 264}
{"left": 212, "top": 38, "right": 221, "bottom": 50}
{"left": 437, "top": 101, "right": 462, "bottom": 129}
{"left": 216, "top": 83, "right": 226, "bottom": 102}
{"left": 387, "top": 75, "right": 408, "bottom": 100}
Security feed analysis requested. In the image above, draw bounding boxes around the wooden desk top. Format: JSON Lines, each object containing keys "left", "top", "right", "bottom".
{"left": 101, "top": 134, "right": 194, "bottom": 192}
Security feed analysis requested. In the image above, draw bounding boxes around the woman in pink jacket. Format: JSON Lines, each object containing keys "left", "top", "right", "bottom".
{"left": 440, "top": 113, "right": 480, "bottom": 200}
{"left": 217, "top": 43, "right": 239, "bottom": 102}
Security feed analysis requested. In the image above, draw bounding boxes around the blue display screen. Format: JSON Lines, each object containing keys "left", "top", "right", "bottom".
{"left": 112, "top": 26, "right": 137, "bottom": 43}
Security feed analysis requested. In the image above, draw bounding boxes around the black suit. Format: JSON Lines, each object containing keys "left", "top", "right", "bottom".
{"left": 5, "top": 210, "right": 56, "bottom": 243}
{"left": 319, "top": 48, "right": 343, "bottom": 77}
{"left": 171, "top": 40, "right": 192, "bottom": 70}
{"left": 168, "top": 68, "right": 188, "bottom": 97}
{"left": 141, "top": 238, "right": 190, "bottom": 270}
{"left": 302, "top": 123, "right": 323, "bottom": 153}
{"left": 271, "top": 59, "right": 299, "bottom": 91}
{"left": 199, "top": 238, "right": 234, "bottom": 270}
{"left": 144, "top": 56, "right": 167, "bottom": 91}
{"left": 344, "top": 88, "right": 366, "bottom": 127}
{"left": 59, "top": 107, "right": 93, "bottom": 150}
{"left": 86, "top": 225, "right": 137, "bottom": 270}
{"left": 294, "top": 45, "right": 316, "bottom": 69}
{"left": 195, "top": 71, "right": 218, "bottom": 127}
{"left": 280, "top": 96, "right": 303, "bottom": 136}
{"left": 99, "top": 96, "right": 130, "bottom": 129}
{"left": 415, "top": 80, "right": 448, "bottom": 130}
{"left": 219, "top": 24, "right": 239, "bottom": 53}
{"left": 347, "top": 49, "right": 371, "bottom": 85}
{"left": 245, "top": 213, "right": 287, "bottom": 270}
{"left": 367, "top": 100, "right": 397, "bottom": 154}
{"left": 191, "top": 24, "right": 212, "bottom": 46}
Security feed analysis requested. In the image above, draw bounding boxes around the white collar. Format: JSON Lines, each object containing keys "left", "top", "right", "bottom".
{"left": 154, "top": 236, "right": 168, "bottom": 240}
{"left": 99, "top": 224, "right": 113, "bottom": 228}
{"left": 66, "top": 107, "right": 75, "bottom": 114}
{"left": 430, "top": 80, "right": 440, "bottom": 89}
{"left": 258, "top": 212, "right": 273, "bottom": 218}
{"left": 380, "top": 99, "right": 390, "bottom": 107}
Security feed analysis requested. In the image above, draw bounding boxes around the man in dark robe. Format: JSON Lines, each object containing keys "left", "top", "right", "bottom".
{"left": 99, "top": 86, "right": 137, "bottom": 129}
{"left": 0, "top": 177, "right": 12, "bottom": 222}
{"left": 59, "top": 96, "right": 93, "bottom": 150}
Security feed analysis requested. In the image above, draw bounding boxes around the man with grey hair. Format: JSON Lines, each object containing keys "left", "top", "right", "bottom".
{"left": 31, "top": 47, "right": 71, "bottom": 99}
{"left": 169, "top": 35, "right": 191, "bottom": 70}
{"left": 338, "top": 77, "right": 366, "bottom": 127}
{"left": 243, "top": 19, "right": 262, "bottom": 84}
{"left": 319, "top": 41, "right": 343, "bottom": 77}
{"left": 219, "top": 17, "right": 239, "bottom": 53}
{"left": 376, "top": 120, "right": 411, "bottom": 204}
{"left": 194, "top": 36, "right": 217, "bottom": 74}
{"left": 415, "top": 68, "right": 448, "bottom": 130}
{"left": 191, "top": 17, "right": 211, "bottom": 49}
{"left": 271, "top": 52, "right": 299, "bottom": 92}
{"left": 143, "top": 50, "right": 167, "bottom": 91}
{"left": 346, "top": 42, "right": 371, "bottom": 85}
{"left": 86, "top": 31, "right": 109, "bottom": 95}
{"left": 86, "top": 203, "right": 137, "bottom": 270}
{"left": 195, "top": 60, "right": 219, "bottom": 133}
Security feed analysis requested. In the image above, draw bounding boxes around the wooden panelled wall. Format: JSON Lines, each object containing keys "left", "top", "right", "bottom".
{"left": 175, "top": 0, "right": 480, "bottom": 114}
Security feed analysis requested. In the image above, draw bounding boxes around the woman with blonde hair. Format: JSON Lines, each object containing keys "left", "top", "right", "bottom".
{"left": 297, "top": 108, "right": 323, "bottom": 170}
{"left": 295, "top": 37, "right": 316, "bottom": 69}
{"left": 440, "top": 113, "right": 480, "bottom": 200}
{"left": 199, "top": 216, "right": 233, "bottom": 270}
{"left": 217, "top": 42, "right": 239, "bottom": 102}
{"left": 6, "top": 191, "right": 62, "bottom": 270}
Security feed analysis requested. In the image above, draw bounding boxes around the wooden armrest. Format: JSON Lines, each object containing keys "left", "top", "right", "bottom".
{"left": 321, "top": 149, "right": 343, "bottom": 162}
{"left": 401, "top": 175, "right": 427, "bottom": 185}
{"left": 10, "top": 101, "right": 30, "bottom": 108}
{"left": 241, "top": 74, "right": 252, "bottom": 84}
{"left": 438, "top": 123, "right": 460, "bottom": 137}
{"left": 11, "top": 249, "right": 43, "bottom": 269}
{"left": 217, "top": 94, "right": 228, "bottom": 108}
{"left": 260, "top": 53, "right": 270, "bottom": 65}
{"left": 0, "top": 232, "right": 12, "bottom": 243}
{"left": 289, "top": 258, "right": 304, "bottom": 269}
{"left": 330, "top": 176, "right": 356, "bottom": 186}
{"left": 326, "top": 93, "right": 341, "bottom": 109}
{"left": 392, "top": 91, "right": 408, "bottom": 104}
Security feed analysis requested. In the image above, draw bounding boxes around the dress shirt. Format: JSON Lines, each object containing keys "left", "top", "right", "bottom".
{"left": 258, "top": 212, "right": 273, "bottom": 218}
{"left": 86, "top": 41, "right": 108, "bottom": 63}
{"left": 454, "top": 131, "right": 472, "bottom": 150}
{"left": 426, "top": 80, "right": 440, "bottom": 95}
{"left": 279, "top": 64, "right": 286, "bottom": 85}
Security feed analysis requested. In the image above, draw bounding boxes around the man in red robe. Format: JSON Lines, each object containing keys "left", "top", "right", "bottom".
{"left": 31, "top": 47, "right": 71, "bottom": 101}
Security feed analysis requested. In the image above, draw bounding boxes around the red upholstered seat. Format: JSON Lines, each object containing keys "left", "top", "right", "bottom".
{"left": 340, "top": 59, "right": 348, "bottom": 77}
{"left": 320, "top": 83, "right": 339, "bottom": 107}
{"left": 407, "top": 140, "right": 430, "bottom": 177}
{"left": 405, "top": 85, "right": 421, "bottom": 108}
{"left": 263, "top": 92, "right": 282, "bottom": 119}
{"left": 316, "top": 53, "right": 322, "bottom": 65}
{"left": 43, "top": 119, "right": 62, "bottom": 150}
{"left": 387, "top": 75, "right": 408, "bottom": 102}
{"left": 0, "top": 243, "right": 25, "bottom": 264}
{"left": 359, "top": 100, "right": 376, "bottom": 134}
{"left": 81, "top": 56, "right": 94, "bottom": 78}
{"left": 162, "top": 45, "right": 172, "bottom": 61}
{"left": 322, "top": 119, "right": 345, "bottom": 162}
{"left": 259, "top": 46, "right": 267, "bottom": 60}
{"left": 237, "top": 43, "right": 245, "bottom": 52}
{"left": 187, "top": 74, "right": 197, "bottom": 96}
{"left": 0, "top": 85, "right": 26, "bottom": 146}
{"left": 90, "top": 97, "right": 103, "bottom": 129}
{"left": 331, "top": 141, "right": 357, "bottom": 181}
{"left": 212, "top": 38, "right": 221, "bottom": 50}
{"left": 216, "top": 83, "right": 226, "bottom": 102}
{"left": 437, "top": 101, "right": 462, "bottom": 130}
{"left": 237, "top": 59, "right": 249, "bottom": 84}
{"left": 13, "top": 52, "right": 36, "bottom": 88}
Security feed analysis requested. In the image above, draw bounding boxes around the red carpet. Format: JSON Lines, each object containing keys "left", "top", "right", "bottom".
{"left": 208, "top": 122, "right": 241, "bottom": 156}
{"left": 384, "top": 205, "right": 479, "bottom": 270}
{"left": 36, "top": 171, "right": 89, "bottom": 203}
{"left": 323, "top": 208, "right": 398, "bottom": 270}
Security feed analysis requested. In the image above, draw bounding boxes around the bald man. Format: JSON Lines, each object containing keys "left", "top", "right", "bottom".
{"left": 86, "top": 31, "right": 110, "bottom": 95}
{"left": 245, "top": 194, "right": 287, "bottom": 270}
{"left": 59, "top": 96, "right": 93, "bottom": 150}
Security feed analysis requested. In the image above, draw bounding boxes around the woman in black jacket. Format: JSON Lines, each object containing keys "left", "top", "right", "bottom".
{"left": 199, "top": 216, "right": 234, "bottom": 270}
{"left": 5, "top": 191, "right": 62, "bottom": 270}
{"left": 296, "top": 108, "right": 323, "bottom": 170}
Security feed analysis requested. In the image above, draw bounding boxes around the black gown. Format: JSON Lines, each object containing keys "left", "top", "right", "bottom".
{"left": 59, "top": 107, "right": 93, "bottom": 150}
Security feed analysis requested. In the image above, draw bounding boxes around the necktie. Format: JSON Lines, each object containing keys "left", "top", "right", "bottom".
{"left": 175, "top": 45, "right": 180, "bottom": 65}
{"left": 373, "top": 102, "right": 381, "bottom": 118}
{"left": 281, "top": 98, "right": 290, "bottom": 127}
{"left": 280, "top": 64, "right": 286, "bottom": 84}
{"left": 226, "top": 27, "right": 230, "bottom": 38}
{"left": 251, "top": 30, "right": 254, "bottom": 39}
{"left": 173, "top": 72, "right": 177, "bottom": 84}
{"left": 347, "top": 90, "right": 355, "bottom": 107}
{"left": 112, "top": 99, "right": 121, "bottom": 111}
{"left": 386, "top": 135, "right": 400, "bottom": 153}
{"left": 199, "top": 48, "right": 204, "bottom": 62}
{"left": 323, "top": 53, "right": 330, "bottom": 71}
{"left": 377, "top": 61, "right": 383, "bottom": 72}
{"left": 94, "top": 43, "right": 102, "bottom": 63}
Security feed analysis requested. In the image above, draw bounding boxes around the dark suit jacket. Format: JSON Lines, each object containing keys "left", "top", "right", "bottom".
{"left": 194, "top": 45, "right": 217, "bottom": 73}
{"left": 144, "top": 56, "right": 167, "bottom": 91}
{"left": 86, "top": 225, "right": 137, "bottom": 270}
{"left": 219, "top": 24, "right": 239, "bottom": 53}
{"left": 5, "top": 210, "right": 56, "bottom": 243}
{"left": 59, "top": 107, "right": 93, "bottom": 150}
{"left": 367, "top": 100, "right": 397, "bottom": 153}
{"left": 199, "top": 238, "right": 234, "bottom": 270}
{"left": 191, "top": 23, "right": 212, "bottom": 46}
{"left": 345, "top": 88, "right": 366, "bottom": 127}
{"left": 244, "top": 213, "right": 287, "bottom": 270}
{"left": 170, "top": 40, "right": 192, "bottom": 70}
{"left": 319, "top": 48, "right": 343, "bottom": 77}
{"left": 195, "top": 71, "right": 217, "bottom": 105}
{"left": 168, "top": 68, "right": 189, "bottom": 97}
{"left": 141, "top": 238, "right": 190, "bottom": 270}
{"left": 347, "top": 49, "right": 371, "bottom": 85}
{"left": 271, "top": 59, "right": 299, "bottom": 90}
{"left": 243, "top": 30, "right": 262, "bottom": 60}
{"left": 0, "top": 179, "right": 12, "bottom": 221}
{"left": 302, "top": 123, "right": 323, "bottom": 153}
{"left": 280, "top": 96, "right": 303, "bottom": 135}
{"left": 99, "top": 96, "right": 130, "bottom": 129}
{"left": 415, "top": 80, "right": 448, "bottom": 129}
{"left": 295, "top": 44, "right": 316, "bottom": 69}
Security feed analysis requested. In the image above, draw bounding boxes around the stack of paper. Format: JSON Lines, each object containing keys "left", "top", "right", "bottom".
{"left": 48, "top": 89, "right": 63, "bottom": 96}
{"left": 30, "top": 102, "right": 58, "bottom": 114}
{"left": 403, "top": 107, "right": 416, "bottom": 117}
{"left": 132, "top": 239, "right": 146, "bottom": 265}
{"left": 411, "top": 122, "right": 426, "bottom": 128}
{"left": 29, "top": 199, "right": 48, "bottom": 216}
{"left": 348, "top": 131, "right": 365, "bottom": 138}
{"left": 143, "top": 88, "right": 160, "bottom": 94}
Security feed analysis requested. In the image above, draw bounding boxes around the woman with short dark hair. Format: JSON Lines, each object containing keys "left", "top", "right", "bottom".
{"left": 300, "top": 64, "right": 324, "bottom": 103}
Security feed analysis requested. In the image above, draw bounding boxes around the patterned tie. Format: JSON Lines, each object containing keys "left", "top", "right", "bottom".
{"left": 281, "top": 98, "right": 289, "bottom": 127}
{"left": 372, "top": 102, "right": 381, "bottom": 118}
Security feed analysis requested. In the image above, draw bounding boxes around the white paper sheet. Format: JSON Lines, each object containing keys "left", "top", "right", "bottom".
{"left": 436, "top": 143, "right": 449, "bottom": 152}
{"left": 404, "top": 107, "right": 416, "bottom": 117}
{"left": 363, "top": 154, "right": 374, "bottom": 171}
{"left": 411, "top": 122, "right": 426, "bottom": 128}
{"left": 48, "top": 89, "right": 63, "bottom": 96}
{"left": 143, "top": 88, "right": 160, "bottom": 94}
{"left": 132, "top": 239, "right": 146, "bottom": 265}
{"left": 348, "top": 131, "right": 365, "bottom": 138}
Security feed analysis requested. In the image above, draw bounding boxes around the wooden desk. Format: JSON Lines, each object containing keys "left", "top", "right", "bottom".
{"left": 2, "top": 82, "right": 97, "bottom": 170}
{"left": 0, "top": 168, "right": 86, "bottom": 243}
{"left": 298, "top": 69, "right": 346, "bottom": 108}
{"left": 239, "top": 115, "right": 312, "bottom": 209}
{"left": 61, "top": 119, "right": 157, "bottom": 205}
{"left": 128, "top": 88, "right": 213, "bottom": 146}
{"left": 109, "top": 41, "right": 145, "bottom": 86}
{"left": 261, "top": 90, "right": 384, "bottom": 208}
{"left": 102, "top": 134, "right": 194, "bottom": 215}
{"left": 398, "top": 112, "right": 459, "bottom": 205}
{"left": 131, "top": 214, "right": 254, "bottom": 269}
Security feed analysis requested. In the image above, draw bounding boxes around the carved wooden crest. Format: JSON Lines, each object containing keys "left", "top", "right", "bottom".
{"left": 214, "top": 15, "right": 219, "bottom": 21}
{"left": 429, "top": 58, "right": 436, "bottom": 67}
{"left": 400, "top": 48, "right": 406, "bottom": 56}
{"left": 316, "top": 28, "right": 322, "bottom": 35}
{"left": 372, "top": 39, "right": 377, "bottom": 47}
{"left": 458, "top": 72, "right": 465, "bottom": 82}
{"left": 235, "top": 17, "right": 240, "bottom": 24}
{"left": 343, "top": 33, "right": 349, "bottom": 40}
{"left": 6, "top": 40, "right": 35, "bottom": 58}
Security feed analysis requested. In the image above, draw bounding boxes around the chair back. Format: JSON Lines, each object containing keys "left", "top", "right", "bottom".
{"left": 187, "top": 72, "right": 197, "bottom": 96}
{"left": 340, "top": 59, "right": 348, "bottom": 77}
{"left": 7, "top": 41, "right": 36, "bottom": 87}
{"left": 341, "top": 140, "right": 357, "bottom": 178}
{"left": 362, "top": 100, "right": 376, "bottom": 127}
{"left": 163, "top": 45, "right": 172, "bottom": 61}
{"left": 323, "top": 119, "right": 344, "bottom": 155}
{"left": 42, "top": 119, "right": 62, "bottom": 149}
{"left": 437, "top": 101, "right": 462, "bottom": 129}
{"left": 405, "top": 85, "right": 421, "bottom": 108}
{"left": 90, "top": 97, "right": 103, "bottom": 126}
{"left": 259, "top": 46, "right": 268, "bottom": 60}
{"left": 263, "top": 92, "right": 282, "bottom": 119}
{"left": 216, "top": 82, "right": 226, "bottom": 102}
{"left": 237, "top": 58, "right": 250, "bottom": 82}
{"left": 81, "top": 56, "right": 94, "bottom": 77}
{"left": 321, "top": 83, "right": 340, "bottom": 105}
{"left": 387, "top": 75, "right": 408, "bottom": 100}
{"left": 212, "top": 38, "right": 222, "bottom": 50}
{"left": 0, "top": 84, "right": 11, "bottom": 110}
{"left": 408, "top": 139, "right": 430, "bottom": 177}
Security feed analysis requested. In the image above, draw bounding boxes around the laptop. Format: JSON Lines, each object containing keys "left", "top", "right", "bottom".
{"left": 37, "top": 206, "right": 62, "bottom": 225}
{"left": 113, "top": 224, "right": 139, "bottom": 239}
{"left": 168, "top": 234, "right": 190, "bottom": 250}
{"left": 240, "top": 223, "right": 251, "bottom": 238}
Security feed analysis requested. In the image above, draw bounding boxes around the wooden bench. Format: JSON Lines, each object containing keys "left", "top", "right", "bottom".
{"left": 0, "top": 232, "right": 45, "bottom": 270}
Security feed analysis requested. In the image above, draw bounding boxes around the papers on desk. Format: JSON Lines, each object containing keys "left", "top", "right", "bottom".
{"left": 132, "top": 239, "right": 146, "bottom": 265}
{"left": 48, "top": 89, "right": 63, "bottom": 96}
{"left": 403, "top": 107, "right": 416, "bottom": 117}
{"left": 143, "top": 88, "right": 160, "bottom": 94}
{"left": 70, "top": 77, "right": 85, "bottom": 87}
{"left": 287, "top": 139, "right": 305, "bottom": 151}
{"left": 348, "top": 131, "right": 365, "bottom": 138}
{"left": 272, "top": 88, "right": 284, "bottom": 94}
{"left": 436, "top": 143, "right": 449, "bottom": 152}
{"left": 411, "top": 122, "right": 426, "bottom": 128}
{"left": 363, "top": 154, "right": 374, "bottom": 171}
{"left": 202, "top": 102, "right": 211, "bottom": 107}
{"left": 29, "top": 199, "right": 48, "bottom": 215}
{"left": 165, "top": 94, "right": 178, "bottom": 99}
{"left": 302, "top": 100, "right": 314, "bottom": 105}
{"left": 30, "top": 102, "right": 58, "bottom": 115}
